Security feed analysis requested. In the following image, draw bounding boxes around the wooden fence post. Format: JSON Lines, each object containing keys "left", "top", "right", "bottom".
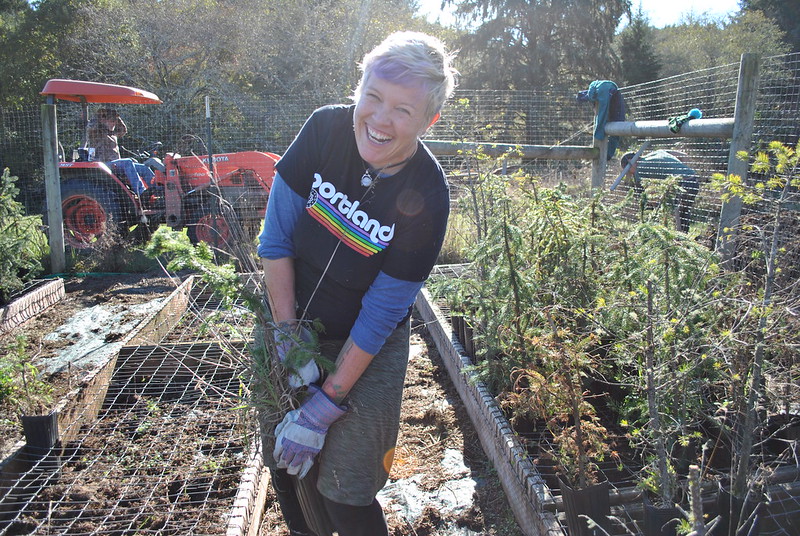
{"left": 716, "top": 53, "right": 760, "bottom": 265}
{"left": 591, "top": 136, "right": 608, "bottom": 189}
{"left": 590, "top": 100, "right": 608, "bottom": 189}
{"left": 41, "top": 101, "right": 65, "bottom": 274}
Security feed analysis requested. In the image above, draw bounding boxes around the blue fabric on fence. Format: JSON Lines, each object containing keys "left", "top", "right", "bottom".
{"left": 576, "top": 80, "right": 626, "bottom": 161}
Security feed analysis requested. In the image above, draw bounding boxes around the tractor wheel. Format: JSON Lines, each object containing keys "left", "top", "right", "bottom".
{"left": 60, "top": 179, "right": 131, "bottom": 250}
{"left": 187, "top": 213, "right": 231, "bottom": 247}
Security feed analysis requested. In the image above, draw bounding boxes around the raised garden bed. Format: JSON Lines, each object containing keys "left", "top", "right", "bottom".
{"left": 0, "top": 275, "right": 267, "bottom": 535}
{"left": 0, "top": 279, "right": 65, "bottom": 334}
{"left": 416, "top": 287, "right": 800, "bottom": 536}
{"left": 1, "top": 272, "right": 520, "bottom": 536}
{"left": 10, "top": 269, "right": 794, "bottom": 534}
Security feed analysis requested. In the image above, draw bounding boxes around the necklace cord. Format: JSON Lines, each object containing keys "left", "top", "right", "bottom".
{"left": 300, "top": 164, "right": 390, "bottom": 322}
{"left": 362, "top": 144, "right": 418, "bottom": 186}
{"left": 301, "top": 143, "right": 418, "bottom": 321}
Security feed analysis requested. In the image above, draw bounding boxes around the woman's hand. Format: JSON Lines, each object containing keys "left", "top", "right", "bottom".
{"left": 273, "top": 385, "right": 347, "bottom": 478}
{"left": 273, "top": 323, "right": 321, "bottom": 388}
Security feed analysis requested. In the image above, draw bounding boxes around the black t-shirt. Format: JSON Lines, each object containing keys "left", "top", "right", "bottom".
{"left": 276, "top": 105, "right": 450, "bottom": 338}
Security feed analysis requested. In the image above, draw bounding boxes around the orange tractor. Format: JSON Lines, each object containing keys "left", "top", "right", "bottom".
{"left": 41, "top": 79, "right": 279, "bottom": 250}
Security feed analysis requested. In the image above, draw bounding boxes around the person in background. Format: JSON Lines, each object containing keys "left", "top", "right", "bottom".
{"left": 86, "top": 107, "right": 154, "bottom": 195}
{"left": 258, "top": 31, "right": 458, "bottom": 536}
{"left": 621, "top": 149, "right": 699, "bottom": 233}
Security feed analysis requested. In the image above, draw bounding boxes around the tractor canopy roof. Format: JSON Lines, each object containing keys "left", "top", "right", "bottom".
{"left": 41, "top": 79, "right": 162, "bottom": 104}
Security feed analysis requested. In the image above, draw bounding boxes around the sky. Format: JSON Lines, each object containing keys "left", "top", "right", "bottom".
{"left": 418, "top": 0, "right": 742, "bottom": 29}
{"left": 629, "top": 0, "right": 741, "bottom": 28}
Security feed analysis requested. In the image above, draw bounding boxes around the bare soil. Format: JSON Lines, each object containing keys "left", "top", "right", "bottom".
{"left": 0, "top": 273, "right": 520, "bottom": 535}
{"left": 6, "top": 395, "right": 243, "bottom": 535}
{"left": 0, "top": 273, "right": 177, "bottom": 459}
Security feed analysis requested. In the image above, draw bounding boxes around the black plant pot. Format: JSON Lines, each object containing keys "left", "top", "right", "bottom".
{"left": 764, "top": 413, "right": 800, "bottom": 458}
{"left": 643, "top": 496, "right": 682, "bottom": 536}
{"left": 672, "top": 437, "right": 698, "bottom": 477}
{"left": 701, "top": 421, "right": 733, "bottom": 471}
{"left": 454, "top": 314, "right": 475, "bottom": 357}
{"left": 21, "top": 411, "right": 59, "bottom": 452}
{"left": 463, "top": 318, "right": 474, "bottom": 357}
{"left": 451, "top": 314, "right": 464, "bottom": 347}
{"left": 558, "top": 477, "right": 611, "bottom": 536}
{"left": 710, "top": 483, "right": 761, "bottom": 536}
{"left": 20, "top": 411, "right": 61, "bottom": 482}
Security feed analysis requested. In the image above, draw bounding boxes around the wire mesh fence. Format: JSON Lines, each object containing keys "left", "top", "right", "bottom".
{"left": 1, "top": 52, "right": 799, "bottom": 535}
{"left": 3, "top": 54, "right": 798, "bottom": 260}
{"left": 0, "top": 275, "right": 260, "bottom": 535}
{"left": 607, "top": 61, "right": 741, "bottom": 232}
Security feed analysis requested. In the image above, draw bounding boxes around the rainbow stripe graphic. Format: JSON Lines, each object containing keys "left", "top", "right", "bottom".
{"left": 307, "top": 195, "right": 388, "bottom": 257}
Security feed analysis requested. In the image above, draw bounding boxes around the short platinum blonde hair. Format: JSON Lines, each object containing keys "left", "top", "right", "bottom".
{"left": 353, "top": 31, "right": 458, "bottom": 122}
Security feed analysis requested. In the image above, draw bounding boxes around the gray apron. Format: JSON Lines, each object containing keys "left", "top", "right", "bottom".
{"left": 315, "top": 321, "right": 410, "bottom": 506}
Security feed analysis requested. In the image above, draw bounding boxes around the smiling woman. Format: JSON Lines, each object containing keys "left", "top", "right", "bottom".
{"left": 257, "top": 31, "right": 458, "bottom": 536}
{"left": 353, "top": 77, "right": 432, "bottom": 174}
{"left": 352, "top": 35, "right": 448, "bottom": 173}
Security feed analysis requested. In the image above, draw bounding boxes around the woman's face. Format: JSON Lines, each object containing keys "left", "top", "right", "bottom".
{"left": 353, "top": 75, "right": 432, "bottom": 171}
{"left": 102, "top": 115, "right": 117, "bottom": 130}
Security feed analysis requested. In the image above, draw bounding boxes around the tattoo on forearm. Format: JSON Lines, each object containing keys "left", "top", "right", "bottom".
{"left": 331, "top": 383, "right": 347, "bottom": 402}
{"left": 329, "top": 338, "right": 356, "bottom": 403}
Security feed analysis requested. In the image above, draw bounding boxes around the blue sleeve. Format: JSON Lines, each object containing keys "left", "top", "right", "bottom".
{"left": 350, "top": 271, "right": 424, "bottom": 355}
{"left": 257, "top": 172, "right": 306, "bottom": 259}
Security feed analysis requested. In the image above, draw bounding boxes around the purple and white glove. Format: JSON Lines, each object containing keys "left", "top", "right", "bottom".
{"left": 273, "top": 385, "right": 347, "bottom": 478}
{"left": 273, "top": 323, "right": 321, "bottom": 388}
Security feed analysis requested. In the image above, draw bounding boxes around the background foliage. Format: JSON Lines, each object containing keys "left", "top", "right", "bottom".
{"left": 0, "top": 0, "right": 796, "bottom": 108}
{"left": 0, "top": 168, "right": 45, "bottom": 304}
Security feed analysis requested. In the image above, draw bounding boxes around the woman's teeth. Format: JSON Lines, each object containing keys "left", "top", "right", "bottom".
{"left": 368, "top": 127, "right": 391, "bottom": 143}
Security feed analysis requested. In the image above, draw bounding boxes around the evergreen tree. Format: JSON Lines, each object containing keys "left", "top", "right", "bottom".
{"left": 447, "top": 0, "right": 631, "bottom": 90}
{"left": 0, "top": 0, "right": 433, "bottom": 107}
{"left": 618, "top": 5, "right": 662, "bottom": 85}
{"left": 0, "top": 0, "right": 38, "bottom": 107}
{"left": 654, "top": 11, "right": 788, "bottom": 78}
{"left": 742, "top": 0, "right": 800, "bottom": 52}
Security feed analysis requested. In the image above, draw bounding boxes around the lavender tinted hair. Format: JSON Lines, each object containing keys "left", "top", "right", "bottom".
{"left": 353, "top": 31, "right": 458, "bottom": 121}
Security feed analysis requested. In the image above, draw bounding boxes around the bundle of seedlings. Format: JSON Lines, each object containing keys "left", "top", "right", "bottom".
{"left": 144, "top": 224, "right": 332, "bottom": 464}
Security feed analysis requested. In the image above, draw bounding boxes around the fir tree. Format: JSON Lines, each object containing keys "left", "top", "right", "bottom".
{"left": 619, "top": 5, "right": 662, "bottom": 85}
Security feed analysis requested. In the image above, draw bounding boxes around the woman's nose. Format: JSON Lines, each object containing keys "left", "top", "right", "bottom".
{"left": 372, "top": 103, "right": 391, "bottom": 125}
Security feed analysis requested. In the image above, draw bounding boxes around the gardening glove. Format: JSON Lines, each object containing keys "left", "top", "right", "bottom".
{"left": 273, "top": 323, "right": 321, "bottom": 388}
{"left": 668, "top": 114, "right": 691, "bottom": 133}
{"left": 668, "top": 108, "right": 702, "bottom": 133}
{"left": 273, "top": 384, "right": 347, "bottom": 478}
